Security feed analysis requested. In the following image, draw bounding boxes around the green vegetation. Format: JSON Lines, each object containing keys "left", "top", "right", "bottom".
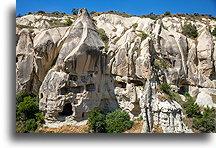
{"left": 98, "top": 28, "right": 109, "bottom": 51}
{"left": 182, "top": 96, "right": 202, "bottom": 118}
{"left": 146, "top": 12, "right": 158, "bottom": 20}
{"left": 65, "top": 18, "right": 73, "bottom": 26}
{"left": 181, "top": 93, "right": 215, "bottom": 133}
{"left": 164, "top": 11, "right": 171, "bottom": 16}
{"left": 132, "top": 23, "right": 138, "bottom": 28}
{"left": 87, "top": 109, "right": 134, "bottom": 133}
{"left": 154, "top": 57, "right": 172, "bottom": 69}
{"left": 90, "top": 11, "right": 96, "bottom": 15}
{"left": 71, "top": 8, "right": 78, "bottom": 15}
{"left": 87, "top": 109, "right": 106, "bottom": 133}
{"left": 182, "top": 23, "right": 198, "bottom": 38}
{"left": 16, "top": 92, "right": 44, "bottom": 133}
{"left": 193, "top": 107, "right": 215, "bottom": 133}
{"left": 105, "top": 109, "right": 133, "bottom": 133}
{"left": 159, "top": 83, "right": 171, "bottom": 95}
{"left": 137, "top": 32, "right": 148, "bottom": 41}
{"left": 98, "top": 28, "right": 109, "bottom": 43}
{"left": 212, "top": 26, "right": 216, "bottom": 37}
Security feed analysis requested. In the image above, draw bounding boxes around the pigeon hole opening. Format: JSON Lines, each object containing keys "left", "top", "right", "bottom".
{"left": 115, "top": 81, "right": 127, "bottom": 88}
{"left": 58, "top": 103, "right": 73, "bottom": 116}
{"left": 130, "top": 80, "right": 144, "bottom": 86}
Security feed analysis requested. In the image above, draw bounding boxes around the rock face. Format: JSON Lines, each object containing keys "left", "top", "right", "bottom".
{"left": 16, "top": 9, "right": 216, "bottom": 133}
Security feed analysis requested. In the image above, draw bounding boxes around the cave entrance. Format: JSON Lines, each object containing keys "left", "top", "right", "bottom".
{"left": 59, "top": 103, "right": 73, "bottom": 116}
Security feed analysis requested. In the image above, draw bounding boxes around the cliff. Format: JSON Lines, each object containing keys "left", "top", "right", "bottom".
{"left": 16, "top": 8, "right": 216, "bottom": 133}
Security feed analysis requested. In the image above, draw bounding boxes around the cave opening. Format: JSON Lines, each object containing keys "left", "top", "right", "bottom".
{"left": 59, "top": 103, "right": 73, "bottom": 116}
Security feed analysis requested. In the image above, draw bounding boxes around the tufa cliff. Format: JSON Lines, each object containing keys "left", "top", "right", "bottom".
{"left": 16, "top": 8, "right": 216, "bottom": 133}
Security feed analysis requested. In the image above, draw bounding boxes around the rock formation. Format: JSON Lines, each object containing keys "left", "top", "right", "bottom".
{"left": 16, "top": 8, "right": 216, "bottom": 133}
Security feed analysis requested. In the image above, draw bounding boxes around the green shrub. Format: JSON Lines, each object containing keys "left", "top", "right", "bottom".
{"left": 98, "top": 28, "right": 109, "bottom": 43}
{"left": 16, "top": 93, "right": 44, "bottom": 133}
{"left": 16, "top": 91, "right": 28, "bottom": 106}
{"left": 212, "top": 26, "right": 216, "bottom": 37}
{"left": 159, "top": 83, "right": 171, "bottom": 95}
{"left": 105, "top": 109, "right": 133, "bottom": 133}
{"left": 87, "top": 109, "right": 106, "bottom": 133}
{"left": 21, "top": 119, "right": 38, "bottom": 133}
{"left": 182, "top": 23, "right": 198, "bottom": 38}
{"left": 154, "top": 57, "right": 172, "bottom": 69}
{"left": 182, "top": 97, "right": 201, "bottom": 118}
{"left": 146, "top": 12, "right": 157, "bottom": 20}
{"left": 137, "top": 32, "right": 148, "bottom": 41}
{"left": 193, "top": 107, "right": 215, "bottom": 133}
{"left": 87, "top": 109, "right": 134, "bottom": 133}
{"left": 132, "top": 23, "right": 138, "bottom": 28}
{"left": 90, "top": 11, "right": 96, "bottom": 15}
{"left": 65, "top": 18, "right": 73, "bottom": 26}
{"left": 17, "top": 96, "right": 39, "bottom": 119}
{"left": 52, "top": 11, "right": 60, "bottom": 15}
{"left": 71, "top": 8, "right": 78, "bottom": 15}
{"left": 164, "top": 11, "right": 171, "bottom": 16}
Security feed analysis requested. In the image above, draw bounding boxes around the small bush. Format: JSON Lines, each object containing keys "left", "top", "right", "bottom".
{"left": 90, "top": 11, "right": 96, "bottom": 15}
{"left": 52, "top": 11, "right": 60, "bottom": 15}
{"left": 98, "top": 28, "right": 109, "bottom": 44}
{"left": 105, "top": 110, "right": 133, "bottom": 133}
{"left": 21, "top": 119, "right": 38, "bottom": 133}
{"left": 71, "top": 8, "right": 78, "bottom": 15}
{"left": 37, "top": 10, "right": 45, "bottom": 14}
{"left": 87, "top": 109, "right": 106, "bottom": 133}
{"left": 212, "top": 26, "right": 216, "bottom": 37}
{"left": 17, "top": 96, "right": 39, "bottom": 119}
{"left": 87, "top": 109, "right": 134, "bottom": 133}
{"left": 154, "top": 57, "right": 172, "bottom": 69}
{"left": 132, "top": 23, "right": 138, "bottom": 28}
{"left": 65, "top": 18, "right": 73, "bottom": 26}
{"left": 193, "top": 107, "right": 215, "bottom": 133}
{"left": 159, "top": 83, "right": 171, "bottom": 95}
{"left": 137, "top": 32, "right": 148, "bottom": 41}
{"left": 182, "top": 97, "right": 201, "bottom": 118}
{"left": 164, "top": 11, "right": 171, "bottom": 16}
{"left": 182, "top": 23, "right": 198, "bottom": 38}
{"left": 16, "top": 92, "right": 44, "bottom": 133}
{"left": 146, "top": 12, "right": 157, "bottom": 20}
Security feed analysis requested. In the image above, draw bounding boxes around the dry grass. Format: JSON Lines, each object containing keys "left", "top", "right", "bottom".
{"left": 152, "top": 124, "right": 163, "bottom": 133}
{"left": 124, "top": 121, "right": 143, "bottom": 133}
{"left": 39, "top": 121, "right": 144, "bottom": 133}
{"left": 38, "top": 124, "right": 89, "bottom": 133}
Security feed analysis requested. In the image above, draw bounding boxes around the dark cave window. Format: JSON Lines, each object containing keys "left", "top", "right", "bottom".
{"left": 60, "top": 87, "right": 69, "bottom": 95}
{"left": 86, "top": 84, "right": 96, "bottom": 91}
{"left": 40, "top": 93, "right": 43, "bottom": 98}
{"left": 130, "top": 80, "right": 143, "bottom": 86}
{"left": 115, "top": 81, "right": 126, "bottom": 88}
{"left": 69, "top": 75, "right": 78, "bottom": 81}
{"left": 178, "top": 85, "right": 189, "bottom": 95}
{"left": 71, "top": 86, "right": 84, "bottom": 93}
{"left": 58, "top": 103, "right": 73, "bottom": 116}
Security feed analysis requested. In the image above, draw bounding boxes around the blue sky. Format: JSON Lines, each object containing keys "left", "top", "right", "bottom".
{"left": 16, "top": 0, "right": 216, "bottom": 16}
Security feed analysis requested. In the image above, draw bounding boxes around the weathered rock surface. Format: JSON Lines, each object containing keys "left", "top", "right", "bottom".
{"left": 16, "top": 9, "right": 216, "bottom": 133}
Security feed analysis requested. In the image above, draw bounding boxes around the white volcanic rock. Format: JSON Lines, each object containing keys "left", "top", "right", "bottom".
{"left": 16, "top": 9, "right": 216, "bottom": 133}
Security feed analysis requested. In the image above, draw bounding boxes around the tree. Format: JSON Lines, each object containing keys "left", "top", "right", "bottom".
{"left": 105, "top": 109, "right": 133, "bottom": 133}
{"left": 71, "top": 8, "right": 78, "bottom": 15}
{"left": 164, "top": 11, "right": 171, "bottom": 16}
{"left": 87, "top": 109, "right": 106, "bottom": 133}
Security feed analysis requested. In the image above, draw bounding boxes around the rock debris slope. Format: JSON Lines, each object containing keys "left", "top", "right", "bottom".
{"left": 16, "top": 8, "right": 216, "bottom": 133}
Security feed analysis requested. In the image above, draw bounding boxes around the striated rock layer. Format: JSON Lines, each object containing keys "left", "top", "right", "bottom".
{"left": 16, "top": 8, "right": 216, "bottom": 133}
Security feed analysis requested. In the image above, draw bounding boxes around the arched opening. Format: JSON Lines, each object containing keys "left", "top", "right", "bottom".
{"left": 59, "top": 103, "right": 73, "bottom": 116}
